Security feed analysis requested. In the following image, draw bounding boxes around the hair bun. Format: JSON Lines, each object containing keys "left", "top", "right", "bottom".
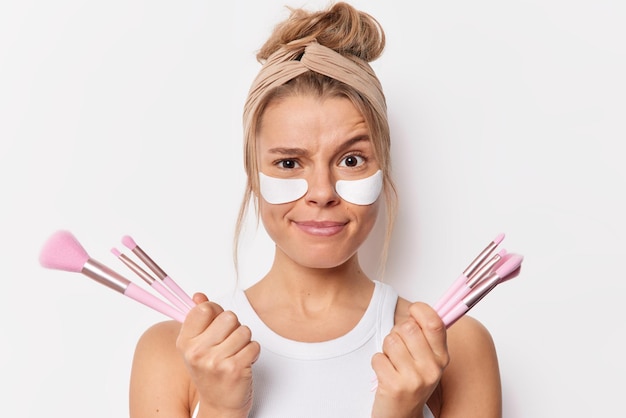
{"left": 257, "top": 2, "right": 385, "bottom": 63}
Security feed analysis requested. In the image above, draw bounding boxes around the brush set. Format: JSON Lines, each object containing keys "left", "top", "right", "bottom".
{"left": 39, "top": 230, "right": 522, "bottom": 327}
{"left": 39, "top": 230, "right": 194, "bottom": 323}
{"left": 434, "top": 233, "right": 523, "bottom": 328}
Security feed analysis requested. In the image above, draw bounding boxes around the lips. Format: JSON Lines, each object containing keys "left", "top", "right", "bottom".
{"left": 293, "top": 220, "right": 348, "bottom": 236}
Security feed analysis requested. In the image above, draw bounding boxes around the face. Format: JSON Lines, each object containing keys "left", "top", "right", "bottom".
{"left": 257, "top": 95, "right": 381, "bottom": 269}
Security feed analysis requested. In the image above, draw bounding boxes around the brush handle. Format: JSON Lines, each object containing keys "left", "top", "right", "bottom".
{"left": 442, "top": 302, "right": 469, "bottom": 329}
{"left": 163, "top": 276, "right": 195, "bottom": 309}
{"left": 433, "top": 274, "right": 467, "bottom": 312}
{"left": 124, "top": 282, "right": 186, "bottom": 323}
{"left": 436, "top": 282, "right": 472, "bottom": 318}
{"left": 442, "top": 273, "right": 503, "bottom": 328}
{"left": 151, "top": 280, "right": 190, "bottom": 314}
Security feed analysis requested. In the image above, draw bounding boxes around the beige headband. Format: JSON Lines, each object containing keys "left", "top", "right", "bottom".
{"left": 243, "top": 40, "right": 387, "bottom": 131}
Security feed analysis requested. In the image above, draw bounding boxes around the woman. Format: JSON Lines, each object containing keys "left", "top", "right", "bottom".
{"left": 129, "top": 3, "right": 501, "bottom": 417}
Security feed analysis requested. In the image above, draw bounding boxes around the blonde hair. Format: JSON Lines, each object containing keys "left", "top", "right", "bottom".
{"left": 234, "top": 2, "right": 397, "bottom": 275}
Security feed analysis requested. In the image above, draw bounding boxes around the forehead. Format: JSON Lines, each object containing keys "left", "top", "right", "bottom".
{"left": 257, "top": 95, "right": 371, "bottom": 150}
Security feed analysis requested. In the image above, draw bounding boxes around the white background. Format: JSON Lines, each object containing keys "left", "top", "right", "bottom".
{"left": 1, "top": 0, "right": 624, "bottom": 416}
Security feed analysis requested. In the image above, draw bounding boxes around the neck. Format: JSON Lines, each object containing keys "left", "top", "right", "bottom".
{"left": 244, "top": 246, "right": 376, "bottom": 342}
{"left": 248, "top": 246, "right": 373, "bottom": 315}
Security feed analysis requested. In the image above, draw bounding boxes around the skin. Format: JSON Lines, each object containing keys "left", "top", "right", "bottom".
{"left": 129, "top": 96, "right": 502, "bottom": 418}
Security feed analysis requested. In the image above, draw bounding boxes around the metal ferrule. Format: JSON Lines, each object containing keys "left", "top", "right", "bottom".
{"left": 466, "top": 253, "right": 502, "bottom": 288}
{"left": 132, "top": 247, "right": 167, "bottom": 280}
{"left": 82, "top": 259, "right": 130, "bottom": 294}
{"left": 462, "top": 240, "right": 498, "bottom": 278}
{"left": 463, "top": 271, "right": 501, "bottom": 308}
{"left": 119, "top": 254, "right": 155, "bottom": 285}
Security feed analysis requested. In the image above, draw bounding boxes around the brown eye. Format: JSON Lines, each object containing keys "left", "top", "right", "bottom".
{"left": 279, "top": 159, "right": 298, "bottom": 169}
{"left": 339, "top": 155, "right": 365, "bottom": 168}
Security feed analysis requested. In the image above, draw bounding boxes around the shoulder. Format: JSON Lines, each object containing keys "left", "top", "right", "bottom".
{"left": 138, "top": 319, "right": 182, "bottom": 344}
{"left": 133, "top": 320, "right": 184, "bottom": 363}
{"left": 444, "top": 315, "right": 499, "bottom": 376}
{"left": 445, "top": 313, "right": 497, "bottom": 349}
{"left": 130, "top": 320, "right": 193, "bottom": 417}
{"left": 132, "top": 319, "right": 190, "bottom": 378}
{"left": 439, "top": 315, "right": 502, "bottom": 417}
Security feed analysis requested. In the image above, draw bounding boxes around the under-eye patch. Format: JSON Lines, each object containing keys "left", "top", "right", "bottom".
{"left": 336, "top": 170, "right": 383, "bottom": 205}
{"left": 259, "top": 173, "right": 308, "bottom": 204}
{"left": 259, "top": 170, "right": 383, "bottom": 206}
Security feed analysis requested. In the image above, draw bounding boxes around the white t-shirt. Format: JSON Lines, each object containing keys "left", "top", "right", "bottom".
{"left": 193, "top": 280, "right": 434, "bottom": 418}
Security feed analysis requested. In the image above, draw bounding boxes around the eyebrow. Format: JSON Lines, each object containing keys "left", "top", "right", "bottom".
{"left": 266, "top": 147, "right": 309, "bottom": 156}
{"left": 336, "top": 135, "right": 370, "bottom": 154}
{"left": 266, "top": 135, "right": 371, "bottom": 156}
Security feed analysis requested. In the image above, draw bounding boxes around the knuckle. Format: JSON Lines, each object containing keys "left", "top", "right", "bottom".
{"left": 195, "top": 301, "right": 223, "bottom": 319}
{"left": 425, "top": 314, "right": 445, "bottom": 332}
{"left": 183, "top": 342, "right": 206, "bottom": 365}
{"left": 237, "top": 324, "right": 252, "bottom": 340}
{"left": 218, "top": 310, "right": 240, "bottom": 326}
{"left": 408, "top": 301, "right": 427, "bottom": 314}
{"left": 400, "top": 319, "right": 418, "bottom": 335}
{"left": 216, "top": 357, "right": 239, "bottom": 375}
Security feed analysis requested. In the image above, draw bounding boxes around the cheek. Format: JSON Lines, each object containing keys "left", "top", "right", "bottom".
{"left": 347, "top": 199, "right": 381, "bottom": 237}
{"left": 364, "top": 202, "right": 381, "bottom": 230}
{"left": 259, "top": 200, "right": 290, "bottom": 237}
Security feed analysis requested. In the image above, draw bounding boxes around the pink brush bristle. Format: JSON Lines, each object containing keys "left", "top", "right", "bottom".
{"left": 121, "top": 235, "right": 137, "bottom": 250}
{"left": 495, "top": 254, "right": 524, "bottom": 278}
{"left": 111, "top": 247, "right": 122, "bottom": 257}
{"left": 39, "top": 230, "right": 90, "bottom": 272}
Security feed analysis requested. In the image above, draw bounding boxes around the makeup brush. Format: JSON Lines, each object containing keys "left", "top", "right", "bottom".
{"left": 442, "top": 253, "right": 523, "bottom": 328}
{"left": 121, "top": 235, "right": 195, "bottom": 309}
{"left": 111, "top": 248, "right": 190, "bottom": 314}
{"left": 436, "top": 248, "right": 507, "bottom": 318}
{"left": 39, "top": 230, "right": 186, "bottom": 323}
{"left": 433, "top": 233, "right": 505, "bottom": 312}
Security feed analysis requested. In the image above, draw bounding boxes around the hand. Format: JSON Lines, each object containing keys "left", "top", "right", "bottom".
{"left": 371, "top": 302, "right": 449, "bottom": 418}
{"left": 176, "top": 293, "right": 260, "bottom": 418}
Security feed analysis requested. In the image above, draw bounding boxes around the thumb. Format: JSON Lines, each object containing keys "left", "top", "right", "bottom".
{"left": 192, "top": 292, "right": 209, "bottom": 304}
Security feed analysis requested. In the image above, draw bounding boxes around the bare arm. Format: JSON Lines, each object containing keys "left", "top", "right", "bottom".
{"left": 437, "top": 316, "right": 502, "bottom": 418}
{"left": 129, "top": 320, "right": 192, "bottom": 418}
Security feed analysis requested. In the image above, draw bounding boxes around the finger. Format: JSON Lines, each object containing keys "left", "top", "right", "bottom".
{"left": 199, "top": 310, "right": 243, "bottom": 347}
{"left": 382, "top": 327, "right": 422, "bottom": 373}
{"left": 193, "top": 292, "right": 209, "bottom": 304}
{"left": 205, "top": 325, "right": 258, "bottom": 370}
{"left": 371, "top": 351, "right": 397, "bottom": 384}
{"left": 232, "top": 340, "right": 261, "bottom": 367}
{"left": 178, "top": 301, "right": 224, "bottom": 342}
{"left": 408, "top": 302, "right": 447, "bottom": 360}
{"left": 217, "top": 324, "right": 254, "bottom": 357}
{"left": 396, "top": 320, "right": 427, "bottom": 357}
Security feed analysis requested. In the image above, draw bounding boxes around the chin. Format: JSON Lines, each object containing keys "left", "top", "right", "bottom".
{"left": 286, "top": 247, "right": 357, "bottom": 270}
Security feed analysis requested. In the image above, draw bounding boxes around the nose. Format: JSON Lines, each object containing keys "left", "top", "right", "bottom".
{"left": 305, "top": 170, "right": 340, "bottom": 207}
